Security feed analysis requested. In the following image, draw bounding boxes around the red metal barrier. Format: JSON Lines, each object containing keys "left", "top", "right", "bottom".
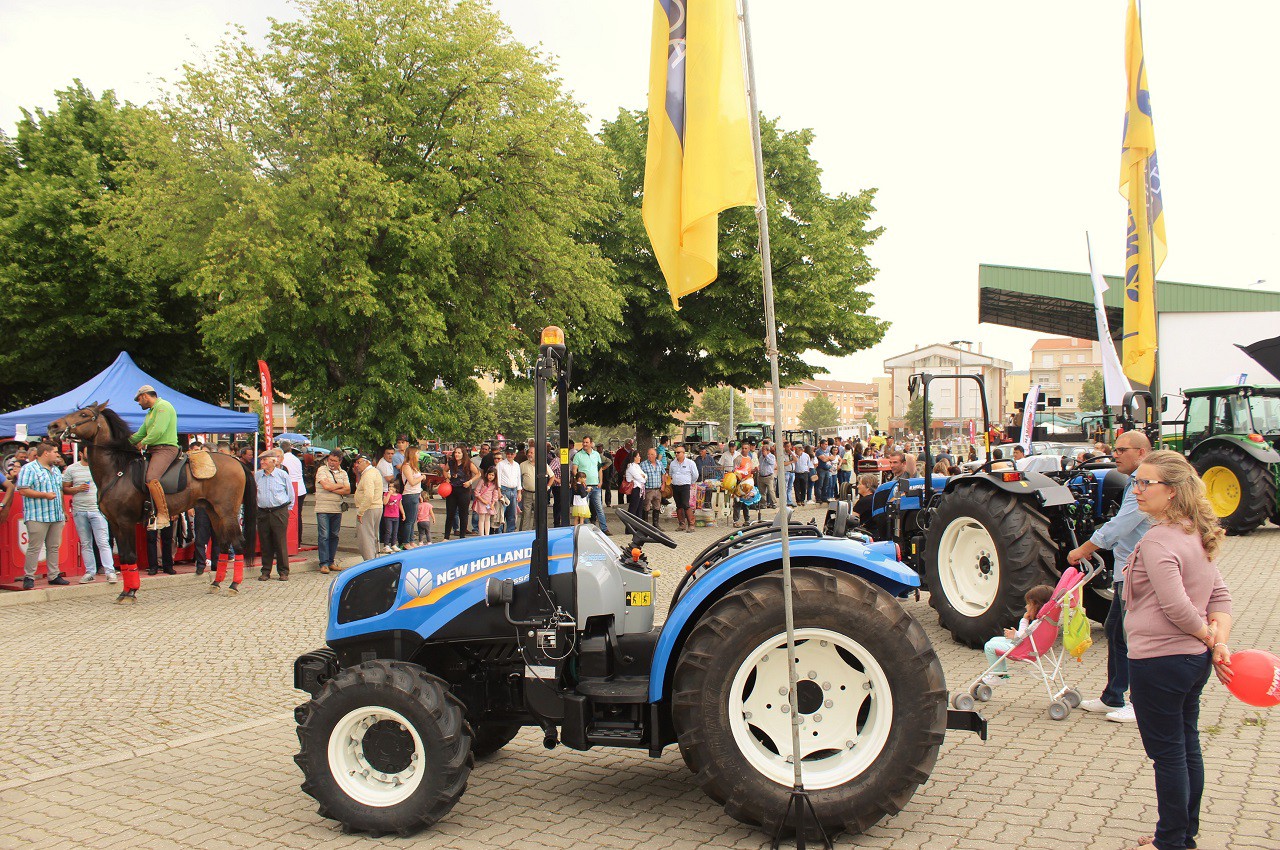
{"left": 0, "top": 495, "right": 84, "bottom": 587}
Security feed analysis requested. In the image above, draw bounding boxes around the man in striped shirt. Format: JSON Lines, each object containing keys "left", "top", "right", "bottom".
{"left": 16, "top": 442, "right": 67, "bottom": 590}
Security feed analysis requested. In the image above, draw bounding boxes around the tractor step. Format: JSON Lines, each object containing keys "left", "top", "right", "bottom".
{"left": 575, "top": 676, "right": 649, "bottom": 704}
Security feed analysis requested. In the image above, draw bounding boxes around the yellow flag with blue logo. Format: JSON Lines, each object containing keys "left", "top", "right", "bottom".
{"left": 643, "top": 0, "right": 759, "bottom": 309}
{"left": 1119, "top": 0, "right": 1166, "bottom": 387}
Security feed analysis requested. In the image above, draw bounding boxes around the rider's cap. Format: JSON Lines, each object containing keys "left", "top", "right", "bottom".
{"left": 504, "top": 445, "right": 516, "bottom": 454}
{"left": 134, "top": 384, "right": 156, "bottom": 400}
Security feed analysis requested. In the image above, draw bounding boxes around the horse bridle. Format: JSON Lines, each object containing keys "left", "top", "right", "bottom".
{"left": 61, "top": 407, "right": 142, "bottom": 499}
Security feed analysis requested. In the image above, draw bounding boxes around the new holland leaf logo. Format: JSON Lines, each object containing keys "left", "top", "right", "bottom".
{"left": 404, "top": 568, "right": 434, "bottom": 598}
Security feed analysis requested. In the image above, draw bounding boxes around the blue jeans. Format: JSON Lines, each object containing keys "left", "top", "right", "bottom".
{"left": 837, "top": 469, "right": 851, "bottom": 491}
{"left": 784, "top": 472, "right": 796, "bottom": 505}
{"left": 1130, "top": 652, "right": 1212, "bottom": 850}
{"left": 71, "top": 510, "right": 114, "bottom": 576}
{"left": 500, "top": 486, "right": 519, "bottom": 532}
{"left": 398, "top": 494, "right": 420, "bottom": 546}
{"left": 316, "top": 512, "right": 341, "bottom": 567}
{"left": 1100, "top": 581, "right": 1129, "bottom": 707}
{"left": 817, "top": 470, "right": 831, "bottom": 502}
{"left": 587, "top": 485, "right": 609, "bottom": 533}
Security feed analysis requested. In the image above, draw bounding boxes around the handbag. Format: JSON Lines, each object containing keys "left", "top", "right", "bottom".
{"left": 660, "top": 474, "right": 673, "bottom": 499}
{"left": 810, "top": 473, "right": 819, "bottom": 483}
{"left": 620, "top": 480, "right": 635, "bottom": 496}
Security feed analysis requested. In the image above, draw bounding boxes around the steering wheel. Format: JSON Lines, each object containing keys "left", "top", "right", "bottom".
{"left": 614, "top": 508, "right": 678, "bottom": 549}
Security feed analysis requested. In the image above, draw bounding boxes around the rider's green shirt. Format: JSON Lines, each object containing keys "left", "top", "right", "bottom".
{"left": 129, "top": 398, "right": 179, "bottom": 448}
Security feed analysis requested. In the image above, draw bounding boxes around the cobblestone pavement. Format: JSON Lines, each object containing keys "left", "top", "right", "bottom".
{"left": 1, "top": 502, "right": 1276, "bottom": 850}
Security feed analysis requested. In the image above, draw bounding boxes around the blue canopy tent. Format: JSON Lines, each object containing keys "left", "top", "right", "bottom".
{"left": 0, "top": 352, "right": 258, "bottom": 438}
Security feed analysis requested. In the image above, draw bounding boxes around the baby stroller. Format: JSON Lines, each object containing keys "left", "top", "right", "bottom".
{"left": 951, "top": 558, "right": 1104, "bottom": 721}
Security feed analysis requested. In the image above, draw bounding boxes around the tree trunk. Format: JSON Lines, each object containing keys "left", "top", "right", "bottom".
{"left": 636, "top": 422, "right": 655, "bottom": 456}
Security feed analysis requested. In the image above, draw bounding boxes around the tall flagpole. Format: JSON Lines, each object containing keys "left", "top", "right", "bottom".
{"left": 739, "top": 2, "right": 827, "bottom": 846}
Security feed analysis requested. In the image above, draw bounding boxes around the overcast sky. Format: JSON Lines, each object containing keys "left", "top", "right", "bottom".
{"left": 3, "top": 0, "right": 1277, "bottom": 383}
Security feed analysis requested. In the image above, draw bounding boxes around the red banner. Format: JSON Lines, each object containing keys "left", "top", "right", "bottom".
{"left": 258, "top": 359, "right": 275, "bottom": 449}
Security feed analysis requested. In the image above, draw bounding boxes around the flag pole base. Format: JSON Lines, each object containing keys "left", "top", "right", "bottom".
{"left": 770, "top": 786, "right": 832, "bottom": 850}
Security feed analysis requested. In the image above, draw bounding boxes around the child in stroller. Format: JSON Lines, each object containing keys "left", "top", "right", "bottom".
{"left": 982, "top": 584, "right": 1055, "bottom": 688}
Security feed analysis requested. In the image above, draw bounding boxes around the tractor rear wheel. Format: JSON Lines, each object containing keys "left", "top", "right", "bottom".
{"left": 294, "top": 660, "right": 472, "bottom": 836}
{"left": 672, "top": 568, "right": 946, "bottom": 838}
{"left": 923, "top": 484, "right": 1054, "bottom": 648}
{"left": 1193, "top": 445, "right": 1276, "bottom": 535}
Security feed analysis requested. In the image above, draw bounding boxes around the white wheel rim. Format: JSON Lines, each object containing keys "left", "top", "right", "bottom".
{"left": 328, "top": 706, "right": 425, "bottom": 807}
{"left": 937, "top": 517, "right": 1000, "bottom": 616}
{"left": 728, "top": 628, "right": 894, "bottom": 790}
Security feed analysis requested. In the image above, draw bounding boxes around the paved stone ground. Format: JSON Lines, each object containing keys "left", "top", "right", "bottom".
{"left": 0, "top": 502, "right": 1276, "bottom": 850}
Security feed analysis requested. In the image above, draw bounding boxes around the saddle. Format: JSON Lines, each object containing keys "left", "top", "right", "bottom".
{"left": 131, "top": 454, "right": 189, "bottom": 494}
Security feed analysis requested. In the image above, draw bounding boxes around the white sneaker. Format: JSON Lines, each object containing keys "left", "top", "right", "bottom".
{"left": 1079, "top": 698, "right": 1117, "bottom": 713}
{"left": 980, "top": 674, "right": 1005, "bottom": 688}
{"left": 1106, "top": 705, "right": 1137, "bottom": 723}
{"left": 79, "top": 574, "right": 96, "bottom": 584}
{"left": 107, "top": 573, "right": 118, "bottom": 584}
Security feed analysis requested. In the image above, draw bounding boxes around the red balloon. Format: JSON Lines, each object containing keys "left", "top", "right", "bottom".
{"left": 1225, "top": 649, "right": 1280, "bottom": 708}
{"left": 436, "top": 482, "right": 453, "bottom": 499}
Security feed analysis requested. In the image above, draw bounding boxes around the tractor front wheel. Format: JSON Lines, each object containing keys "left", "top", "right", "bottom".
{"left": 294, "top": 660, "right": 472, "bottom": 836}
{"left": 672, "top": 568, "right": 946, "bottom": 838}
{"left": 1193, "top": 445, "right": 1276, "bottom": 535}
{"left": 923, "top": 484, "right": 1054, "bottom": 648}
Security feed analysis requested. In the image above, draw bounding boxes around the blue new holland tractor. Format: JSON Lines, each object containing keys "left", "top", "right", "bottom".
{"left": 292, "top": 328, "right": 985, "bottom": 840}
{"left": 827, "top": 373, "right": 1120, "bottom": 648}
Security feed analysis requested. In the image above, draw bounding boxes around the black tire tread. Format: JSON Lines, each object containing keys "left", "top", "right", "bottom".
{"left": 923, "top": 483, "right": 1054, "bottom": 648}
{"left": 1192, "top": 444, "right": 1277, "bottom": 536}
{"left": 294, "top": 659, "right": 473, "bottom": 836}
{"left": 671, "top": 568, "right": 947, "bottom": 838}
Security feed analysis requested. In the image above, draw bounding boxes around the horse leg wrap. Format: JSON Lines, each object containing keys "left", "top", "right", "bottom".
{"left": 121, "top": 563, "right": 140, "bottom": 592}
{"left": 232, "top": 557, "right": 244, "bottom": 585}
{"left": 215, "top": 556, "right": 228, "bottom": 584}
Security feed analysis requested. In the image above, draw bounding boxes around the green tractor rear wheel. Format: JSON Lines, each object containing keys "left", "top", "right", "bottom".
{"left": 1192, "top": 445, "right": 1277, "bottom": 536}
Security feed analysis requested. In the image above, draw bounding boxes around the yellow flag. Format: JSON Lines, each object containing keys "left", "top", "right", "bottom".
{"left": 1119, "top": 0, "right": 1166, "bottom": 387}
{"left": 643, "top": 0, "right": 759, "bottom": 309}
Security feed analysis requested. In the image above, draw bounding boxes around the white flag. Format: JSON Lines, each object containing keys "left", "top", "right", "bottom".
{"left": 1018, "top": 384, "right": 1041, "bottom": 454}
{"left": 1087, "top": 233, "right": 1132, "bottom": 406}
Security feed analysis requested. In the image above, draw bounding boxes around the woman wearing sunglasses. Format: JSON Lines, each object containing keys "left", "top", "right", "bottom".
{"left": 1124, "top": 450, "right": 1234, "bottom": 850}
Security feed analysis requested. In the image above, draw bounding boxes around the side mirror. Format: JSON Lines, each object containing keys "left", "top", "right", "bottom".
{"left": 485, "top": 577, "right": 515, "bottom": 608}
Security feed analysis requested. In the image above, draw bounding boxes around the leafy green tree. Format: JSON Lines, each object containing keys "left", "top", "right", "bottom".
{"left": 99, "top": 0, "right": 620, "bottom": 446}
{"left": 864, "top": 410, "right": 879, "bottom": 430}
{"left": 492, "top": 383, "right": 558, "bottom": 443}
{"left": 426, "top": 381, "right": 497, "bottom": 445}
{"left": 1078, "top": 371, "right": 1105, "bottom": 413}
{"left": 570, "top": 110, "right": 887, "bottom": 449}
{"left": 0, "top": 83, "right": 221, "bottom": 409}
{"left": 906, "top": 396, "right": 935, "bottom": 432}
{"left": 689, "top": 386, "right": 748, "bottom": 432}
{"left": 800, "top": 394, "right": 841, "bottom": 431}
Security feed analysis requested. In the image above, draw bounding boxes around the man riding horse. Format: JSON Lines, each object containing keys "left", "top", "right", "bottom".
{"left": 130, "top": 384, "right": 178, "bottom": 530}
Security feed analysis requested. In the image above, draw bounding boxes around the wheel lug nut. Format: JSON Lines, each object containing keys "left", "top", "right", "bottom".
{"left": 781, "top": 705, "right": 790, "bottom": 714}
{"left": 814, "top": 714, "right": 822, "bottom": 723}
{"left": 824, "top": 699, "right": 833, "bottom": 709}
{"left": 821, "top": 682, "right": 831, "bottom": 691}
{"left": 778, "top": 687, "right": 788, "bottom": 696}
{"left": 807, "top": 671, "right": 818, "bottom": 679}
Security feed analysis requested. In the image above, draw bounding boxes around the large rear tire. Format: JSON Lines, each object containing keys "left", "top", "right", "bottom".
{"left": 295, "top": 660, "right": 472, "bottom": 836}
{"left": 671, "top": 569, "right": 947, "bottom": 838}
{"left": 923, "top": 484, "right": 1053, "bottom": 648}
{"left": 1192, "top": 445, "right": 1276, "bottom": 536}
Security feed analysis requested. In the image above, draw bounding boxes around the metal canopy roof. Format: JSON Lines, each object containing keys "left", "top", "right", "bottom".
{"left": 978, "top": 264, "right": 1280, "bottom": 341}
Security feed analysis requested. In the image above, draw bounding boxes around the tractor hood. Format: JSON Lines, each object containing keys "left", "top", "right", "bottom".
{"left": 324, "top": 528, "right": 578, "bottom": 643}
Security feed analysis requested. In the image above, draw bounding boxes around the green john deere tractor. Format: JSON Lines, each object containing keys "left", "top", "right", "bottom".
{"left": 1165, "top": 385, "right": 1280, "bottom": 535}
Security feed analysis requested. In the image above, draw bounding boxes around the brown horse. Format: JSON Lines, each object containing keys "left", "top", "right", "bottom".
{"left": 48, "top": 403, "right": 257, "bottom": 602}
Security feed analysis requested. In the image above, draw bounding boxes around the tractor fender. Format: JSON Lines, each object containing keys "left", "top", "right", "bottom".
{"left": 648, "top": 536, "right": 918, "bottom": 703}
{"left": 1190, "top": 435, "right": 1280, "bottom": 466}
{"left": 944, "top": 470, "right": 1075, "bottom": 508}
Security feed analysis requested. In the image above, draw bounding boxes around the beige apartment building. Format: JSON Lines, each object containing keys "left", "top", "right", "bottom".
{"left": 1028, "top": 338, "right": 1102, "bottom": 413}
{"left": 883, "top": 342, "right": 1011, "bottom": 433}
{"left": 742, "top": 378, "right": 879, "bottom": 428}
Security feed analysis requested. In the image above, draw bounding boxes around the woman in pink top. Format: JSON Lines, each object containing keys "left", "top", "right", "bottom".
{"left": 1125, "top": 451, "right": 1233, "bottom": 850}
